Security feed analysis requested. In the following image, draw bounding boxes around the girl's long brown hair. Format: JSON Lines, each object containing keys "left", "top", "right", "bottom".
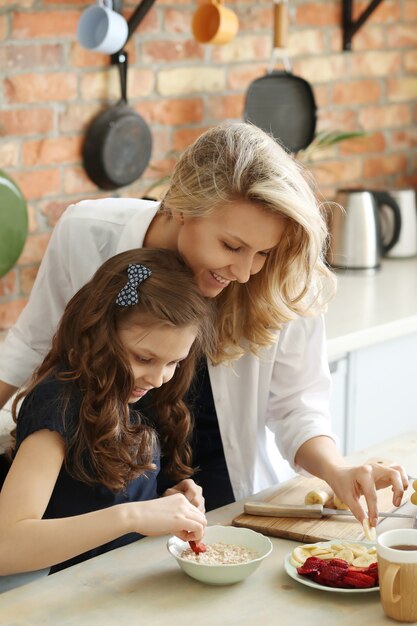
{"left": 12, "top": 249, "right": 215, "bottom": 492}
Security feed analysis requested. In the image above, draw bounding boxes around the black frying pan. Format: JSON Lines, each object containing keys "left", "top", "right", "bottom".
{"left": 82, "top": 50, "right": 152, "bottom": 190}
{"left": 244, "top": 1, "right": 316, "bottom": 153}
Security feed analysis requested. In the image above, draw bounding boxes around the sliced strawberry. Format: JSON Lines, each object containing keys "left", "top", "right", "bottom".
{"left": 297, "top": 556, "right": 324, "bottom": 576}
{"left": 342, "top": 572, "right": 376, "bottom": 589}
{"left": 347, "top": 565, "right": 369, "bottom": 573}
{"left": 304, "top": 556, "right": 325, "bottom": 564}
{"left": 188, "top": 540, "right": 207, "bottom": 554}
{"left": 367, "top": 562, "right": 379, "bottom": 583}
{"left": 319, "top": 564, "right": 347, "bottom": 584}
{"left": 297, "top": 563, "right": 320, "bottom": 576}
{"left": 328, "top": 558, "right": 349, "bottom": 570}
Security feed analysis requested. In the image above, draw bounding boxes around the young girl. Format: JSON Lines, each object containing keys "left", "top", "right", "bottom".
{"left": 0, "top": 122, "right": 408, "bottom": 524}
{"left": 0, "top": 248, "right": 213, "bottom": 577}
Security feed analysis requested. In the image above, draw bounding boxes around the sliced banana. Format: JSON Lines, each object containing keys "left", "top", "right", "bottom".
{"left": 310, "top": 550, "right": 335, "bottom": 559}
{"left": 291, "top": 541, "right": 376, "bottom": 569}
{"left": 310, "top": 547, "right": 333, "bottom": 556}
{"left": 410, "top": 491, "right": 417, "bottom": 505}
{"left": 330, "top": 543, "right": 345, "bottom": 552}
{"left": 349, "top": 543, "right": 368, "bottom": 557}
{"left": 412, "top": 479, "right": 417, "bottom": 492}
{"left": 334, "top": 548, "right": 354, "bottom": 564}
{"left": 333, "top": 495, "right": 350, "bottom": 510}
{"left": 292, "top": 546, "right": 313, "bottom": 565}
{"left": 352, "top": 553, "right": 377, "bottom": 568}
{"left": 290, "top": 554, "right": 304, "bottom": 568}
{"left": 304, "top": 489, "right": 332, "bottom": 506}
{"left": 362, "top": 518, "right": 377, "bottom": 541}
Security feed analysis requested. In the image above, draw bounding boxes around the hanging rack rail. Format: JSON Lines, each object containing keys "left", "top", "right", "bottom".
{"left": 342, "top": 0, "right": 384, "bottom": 51}
{"left": 111, "top": 0, "right": 157, "bottom": 63}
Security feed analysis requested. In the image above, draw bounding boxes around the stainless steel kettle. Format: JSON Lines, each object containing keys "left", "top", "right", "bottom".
{"left": 327, "top": 189, "right": 402, "bottom": 272}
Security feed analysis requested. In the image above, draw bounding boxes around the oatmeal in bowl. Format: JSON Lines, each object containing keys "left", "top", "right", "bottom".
{"left": 167, "top": 525, "right": 273, "bottom": 585}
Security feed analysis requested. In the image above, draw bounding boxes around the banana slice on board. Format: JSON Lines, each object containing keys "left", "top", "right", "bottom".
{"left": 304, "top": 489, "right": 332, "bottom": 506}
{"left": 333, "top": 495, "right": 350, "bottom": 510}
{"left": 410, "top": 491, "right": 417, "bottom": 505}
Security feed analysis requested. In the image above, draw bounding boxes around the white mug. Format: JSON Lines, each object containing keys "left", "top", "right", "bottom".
{"left": 77, "top": 0, "right": 128, "bottom": 55}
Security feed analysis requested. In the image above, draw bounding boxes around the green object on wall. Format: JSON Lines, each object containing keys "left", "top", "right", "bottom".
{"left": 0, "top": 170, "right": 28, "bottom": 278}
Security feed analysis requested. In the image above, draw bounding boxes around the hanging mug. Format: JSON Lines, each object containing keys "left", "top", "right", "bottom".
{"left": 77, "top": 0, "right": 129, "bottom": 55}
{"left": 192, "top": 0, "right": 239, "bottom": 45}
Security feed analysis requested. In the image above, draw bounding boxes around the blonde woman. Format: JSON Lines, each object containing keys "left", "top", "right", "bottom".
{"left": 0, "top": 122, "right": 408, "bottom": 527}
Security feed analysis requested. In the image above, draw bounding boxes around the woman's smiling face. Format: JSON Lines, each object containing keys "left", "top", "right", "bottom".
{"left": 176, "top": 200, "right": 286, "bottom": 297}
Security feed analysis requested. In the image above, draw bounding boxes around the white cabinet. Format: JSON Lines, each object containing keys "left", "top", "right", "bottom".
{"left": 345, "top": 332, "right": 417, "bottom": 453}
{"left": 329, "top": 332, "right": 417, "bottom": 456}
{"left": 329, "top": 356, "right": 348, "bottom": 454}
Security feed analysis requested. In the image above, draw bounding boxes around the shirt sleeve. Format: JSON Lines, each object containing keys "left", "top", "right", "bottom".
{"left": 0, "top": 204, "right": 96, "bottom": 388}
{"left": 265, "top": 314, "right": 337, "bottom": 473}
{"left": 14, "top": 378, "right": 77, "bottom": 452}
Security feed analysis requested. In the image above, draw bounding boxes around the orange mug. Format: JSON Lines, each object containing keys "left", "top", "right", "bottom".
{"left": 192, "top": 0, "right": 239, "bottom": 45}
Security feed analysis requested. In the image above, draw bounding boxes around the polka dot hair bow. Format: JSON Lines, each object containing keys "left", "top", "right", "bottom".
{"left": 115, "top": 263, "right": 152, "bottom": 307}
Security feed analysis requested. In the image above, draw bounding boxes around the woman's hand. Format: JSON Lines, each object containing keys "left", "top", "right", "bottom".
{"left": 327, "top": 463, "right": 409, "bottom": 526}
{"left": 163, "top": 479, "right": 205, "bottom": 512}
{"left": 131, "top": 493, "right": 207, "bottom": 541}
{"left": 295, "top": 437, "right": 409, "bottom": 527}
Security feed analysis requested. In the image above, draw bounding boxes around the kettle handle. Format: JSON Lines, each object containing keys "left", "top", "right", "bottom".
{"left": 372, "top": 191, "right": 402, "bottom": 254}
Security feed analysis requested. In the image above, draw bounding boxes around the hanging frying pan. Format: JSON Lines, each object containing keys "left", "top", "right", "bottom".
{"left": 82, "top": 50, "right": 152, "bottom": 190}
{"left": 244, "top": 0, "right": 316, "bottom": 153}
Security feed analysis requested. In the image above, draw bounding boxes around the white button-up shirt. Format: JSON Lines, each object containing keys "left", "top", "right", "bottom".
{"left": 0, "top": 198, "right": 335, "bottom": 500}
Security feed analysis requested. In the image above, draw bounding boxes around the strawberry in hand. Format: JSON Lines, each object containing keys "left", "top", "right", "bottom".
{"left": 189, "top": 540, "right": 207, "bottom": 554}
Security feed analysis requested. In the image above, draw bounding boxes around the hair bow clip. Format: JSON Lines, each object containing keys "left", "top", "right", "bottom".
{"left": 116, "top": 263, "right": 152, "bottom": 307}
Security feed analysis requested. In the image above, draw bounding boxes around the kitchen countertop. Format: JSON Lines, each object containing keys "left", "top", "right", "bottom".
{"left": 1, "top": 431, "right": 417, "bottom": 625}
{"left": 325, "top": 256, "right": 417, "bottom": 360}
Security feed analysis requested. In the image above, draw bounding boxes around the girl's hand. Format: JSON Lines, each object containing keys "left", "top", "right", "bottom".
{"left": 132, "top": 493, "right": 207, "bottom": 541}
{"left": 327, "top": 463, "right": 409, "bottom": 526}
{"left": 162, "top": 479, "right": 205, "bottom": 512}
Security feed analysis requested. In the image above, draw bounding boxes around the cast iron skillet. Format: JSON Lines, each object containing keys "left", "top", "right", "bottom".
{"left": 244, "top": 1, "right": 316, "bottom": 153}
{"left": 82, "top": 50, "right": 152, "bottom": 190}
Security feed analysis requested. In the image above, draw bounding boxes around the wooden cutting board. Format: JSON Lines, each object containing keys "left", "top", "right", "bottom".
{"left": 232, "top": 473, "right": 413, "bottom": 543}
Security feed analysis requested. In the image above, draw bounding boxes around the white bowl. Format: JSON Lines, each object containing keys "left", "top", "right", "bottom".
{"left": 167, "top": 525, "right": 273, "bottom": 585}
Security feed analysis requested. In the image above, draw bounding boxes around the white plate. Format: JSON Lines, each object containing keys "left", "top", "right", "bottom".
{"left": 284, "top": 540, "right": 379, "bottom": 594}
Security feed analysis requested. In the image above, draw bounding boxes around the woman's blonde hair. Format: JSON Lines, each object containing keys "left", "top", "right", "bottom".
{"left": 161, "top": 121, "right": 336, "bottom": 364}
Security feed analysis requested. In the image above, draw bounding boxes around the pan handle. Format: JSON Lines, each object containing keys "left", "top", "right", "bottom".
{"left": 269, "top": 1, "right": 291, "bottom": 73}
{"left": 273, "top": 1, "right": 288, "bottom": 48}
{"left": 115, "top": 51, "right": 128, "bottom": 104}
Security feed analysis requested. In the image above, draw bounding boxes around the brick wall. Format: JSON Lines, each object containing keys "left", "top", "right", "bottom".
{"left": 1, "top": 0, "right": 417, "bottom": 336}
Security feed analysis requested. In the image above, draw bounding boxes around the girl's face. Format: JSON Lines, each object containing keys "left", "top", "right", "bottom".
{"left": 118, "top": 321, "right": 197, "bottom": 404}
{"left": 176, "top": 200, "right": 286, "bottom": 297}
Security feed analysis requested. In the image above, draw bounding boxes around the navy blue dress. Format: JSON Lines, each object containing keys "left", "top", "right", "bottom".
{"left": 14, "top": 376, "right": 160, "bottom": 574}
{"left": 155, "top": 359, "right": 235, "bottom": 511}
